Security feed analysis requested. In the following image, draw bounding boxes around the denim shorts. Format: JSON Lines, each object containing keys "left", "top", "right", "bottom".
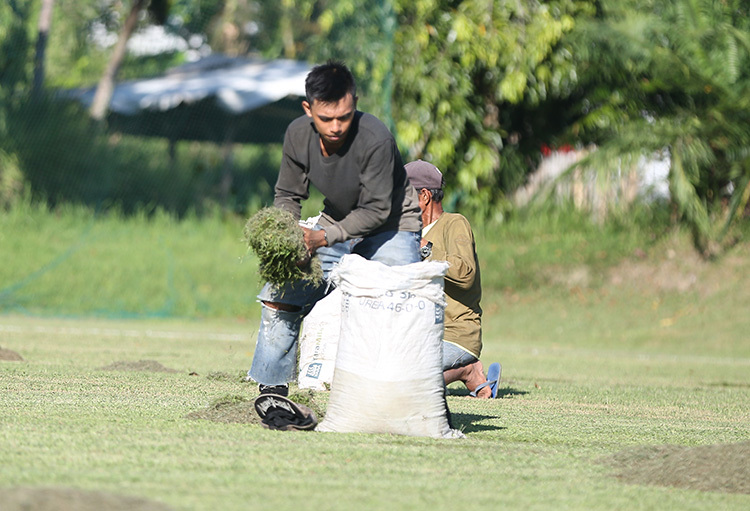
{"left": 442, "top": 341, "right": 479, "bottom": 371}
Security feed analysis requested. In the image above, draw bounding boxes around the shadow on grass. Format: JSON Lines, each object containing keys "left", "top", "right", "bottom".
{"left": 446, "top": 386, "right": 528, "bottom": 398}
{"left": 450, "top": 412, "right": 505, "bottom": 434}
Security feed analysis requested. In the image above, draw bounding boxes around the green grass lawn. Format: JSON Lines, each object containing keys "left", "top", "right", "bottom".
{"left": 1, "top": 206, "right": 749, "bottom": 510}
{"left": 1, "top": 306, "right": 748, "bottom": 510}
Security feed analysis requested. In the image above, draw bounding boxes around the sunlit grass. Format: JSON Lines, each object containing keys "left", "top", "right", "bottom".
{"left": 1, "top": 202, "right": 749, "bottom": 510}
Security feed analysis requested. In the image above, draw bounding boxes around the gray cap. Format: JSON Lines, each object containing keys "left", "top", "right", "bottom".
{"left": 404, "top": 160, "right": 443, "bottom": 190}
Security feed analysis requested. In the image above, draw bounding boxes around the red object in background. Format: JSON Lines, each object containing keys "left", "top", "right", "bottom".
{"left": 540, "top": 143, "right": 575, "bottom": 156}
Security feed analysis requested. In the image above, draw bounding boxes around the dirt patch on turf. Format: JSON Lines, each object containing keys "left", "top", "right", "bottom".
{"left": 602, "top": 442, "right": 750, "bottom": 494}
{"left": 184, "top": 390, "right": 326, "bottom": 426}
{"left": 607, "top": 238, "right": 750, "bottom": 297}
{"left": 0, "top": 347, "right": 23, "bottom": 361}
{"left": 0, "top": 487, "right": 174, "bottom": 511}
{"left": 185, "top": 395, "right": 261, "bottom": 425}
{"left": 98, "top": 360, "right": 179, "bottom": 373}
{"left": 608, "top": 250, "right": 708, "bottom": 294}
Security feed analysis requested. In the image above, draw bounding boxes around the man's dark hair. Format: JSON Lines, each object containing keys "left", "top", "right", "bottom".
{"left": 426, "top": 185, "right": 445, "bottom": 202}
{"left": 305, "top": 60, "right": 357, "bottom": 104}
{"left": 427, "top": 187, "right": 444, "bottom": 203}
{"left": 426, "top": 174, "right": 445, "bottom": 203}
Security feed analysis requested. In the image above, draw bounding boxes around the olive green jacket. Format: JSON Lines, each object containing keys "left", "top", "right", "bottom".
{"left": 423, "top": 212, "right": 482, "bottom": 358}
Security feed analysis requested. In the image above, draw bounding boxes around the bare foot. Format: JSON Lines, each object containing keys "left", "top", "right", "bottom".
{"left": 464, "top": 360, "right": 491, "bottom": 398}
{"left": 443, "top": 360, "right": 491, "bottom": 398}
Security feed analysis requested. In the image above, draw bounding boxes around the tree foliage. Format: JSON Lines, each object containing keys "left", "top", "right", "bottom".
{"left": 281, "top": 0, "right": 595, "bottom": 219}
{"left": 389, "top": 0, "right": 595, "bottom": 218}
{"left": 0, "top": 0, "right": 34, "bottom": 207}
{"left": 0, "top": 0, "right": 33, "bottom": 103}
{"left": 2, "top": 0, "right": 749, "bottom": 254}
{"left": 565, "top": 0, "right": 750, "bottom": 256}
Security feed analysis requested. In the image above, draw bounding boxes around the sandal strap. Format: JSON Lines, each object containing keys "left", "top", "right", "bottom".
{"left": 469, "top": 379, "right": 497, "bottom": 397}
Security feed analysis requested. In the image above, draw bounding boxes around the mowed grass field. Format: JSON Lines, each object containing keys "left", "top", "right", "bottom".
{"left": 1, "top": 205, "right": 749, "bottom": 510}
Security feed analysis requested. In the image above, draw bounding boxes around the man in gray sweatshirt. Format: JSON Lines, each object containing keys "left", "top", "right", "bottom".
{"left": 247, "top": 60, "right": 422, "bottom": 397}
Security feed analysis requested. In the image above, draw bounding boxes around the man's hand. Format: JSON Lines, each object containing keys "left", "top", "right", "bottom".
{"left": 295, "top": 227, "right": 327, "bottom": 267}
{"left": 302, "top": 227, "right": 328, "bottom": 254}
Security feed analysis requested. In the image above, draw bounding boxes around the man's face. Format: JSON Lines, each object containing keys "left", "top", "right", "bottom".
{"left": 302, "top": 92, "right": 357, "bottom": 155}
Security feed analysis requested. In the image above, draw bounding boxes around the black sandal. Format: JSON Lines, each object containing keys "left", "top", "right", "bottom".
{"left": 253, "top": 394, "right": 318, "bottom": 431}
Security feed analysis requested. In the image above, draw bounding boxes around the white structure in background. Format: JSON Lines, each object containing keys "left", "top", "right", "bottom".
{"left": 88, "top": 20, "right": 210, "bottom": 61}
{"left": 514, "top": 146, "right": 670, "bottom": 219}
{"left": 60, "top": 55, "right": 312, "bottom": 204}
{"left": 640, "top": 150, "right": 671, "bottom": 200}
{"left": 66, "top": 54, "right": 311, "bottom": 118}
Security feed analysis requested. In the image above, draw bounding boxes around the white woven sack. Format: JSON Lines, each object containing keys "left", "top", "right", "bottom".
{"left": 297, "top": 288, "right": 341, "bottom": 390}
{"left": 316, "top": 254, "right": 464, "bottom": 439}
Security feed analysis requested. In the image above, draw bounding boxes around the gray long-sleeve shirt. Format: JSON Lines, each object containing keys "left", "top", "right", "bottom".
{"left": 273, "top": 111, "right": 421, "bottom": 245}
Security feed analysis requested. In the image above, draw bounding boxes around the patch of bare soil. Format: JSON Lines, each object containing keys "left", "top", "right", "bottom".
{"left": 185, "top": 395, "right": 261, "bottom": 425}
{"left": 608, "top": 239, "right": 750, "bottom": 297}
{"left": 602, "top": 442, "right": 750, "bottom": 494}
{"left": 184, "top": 390, "right": 326, "bottom": 426}
{"left": 608, "top": 248, "right": 708, "bottom": 294}
{"left": 98, "top": 360, "right": 179, "bottom": 373}
{"left": 0, "top": 347, "right": 23, "bottom": 361}
{"left": 0, "top": 487, "right": 174, "bottom": 511}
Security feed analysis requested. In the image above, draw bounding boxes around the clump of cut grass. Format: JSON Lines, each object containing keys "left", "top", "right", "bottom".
{"left": 243, "top": 207, "right": 323, "bottom": 285}
{"left": 184, "top": 395, "right": 259, "bottom": 425}
{"left": 205, "top": 371, "right": 239, "bottom": 382}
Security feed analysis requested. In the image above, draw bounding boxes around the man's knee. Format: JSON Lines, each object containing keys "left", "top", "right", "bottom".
{"left": 262, "top": 300, "right": 302, "bottom": 313}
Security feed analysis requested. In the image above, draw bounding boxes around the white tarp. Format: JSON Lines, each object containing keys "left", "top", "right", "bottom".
{"left": 66, "top": 55, "right": 312, "bottom": 116}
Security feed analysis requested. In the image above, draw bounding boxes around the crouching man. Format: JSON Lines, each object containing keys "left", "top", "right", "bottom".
{"left": 405, "top": 160, "right": 501, "bottom": 398}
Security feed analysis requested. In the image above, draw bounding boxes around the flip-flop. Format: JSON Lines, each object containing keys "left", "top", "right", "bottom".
{"left": 253, "top": 394, "right": 318, "bottom": 431}
{"left": 470, "top": 362, "right": 502, "bottom": 398}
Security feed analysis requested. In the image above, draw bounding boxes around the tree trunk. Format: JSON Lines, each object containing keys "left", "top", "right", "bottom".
{"left": 32, "top": 0, "right": 55, "bottom": 98}
{"left": 89, "top": 0, "right": 147, "bottom": 121}
{"left": 220, "top": 0, "right": 241, "bottom": 56}
{"left": 280, "top": 0, "right": 295, "bottom": 58}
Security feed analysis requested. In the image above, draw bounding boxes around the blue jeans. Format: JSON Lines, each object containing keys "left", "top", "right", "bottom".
{"left": 248, "top": 229, "right": 421, "bottom": 385}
